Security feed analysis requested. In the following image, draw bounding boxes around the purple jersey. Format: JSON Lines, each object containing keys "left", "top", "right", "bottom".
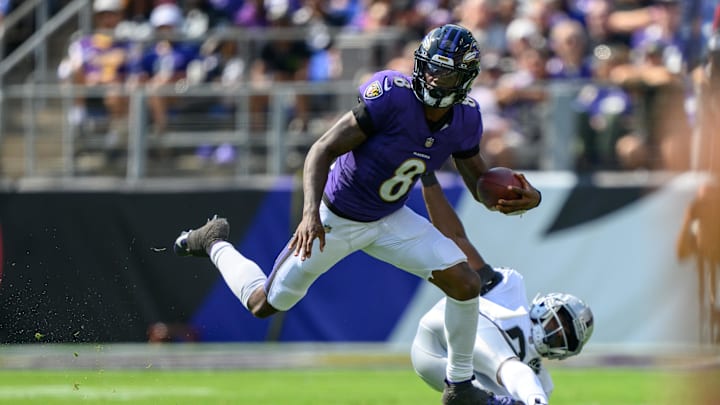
{"left": 140, "top": 41, "right": 202, "bottom": 77}
{"left": 68, "top": 34, "right": 130, "bottom": 83}
{"left": 324, "top": 70, "right": 483, "bottom": 222}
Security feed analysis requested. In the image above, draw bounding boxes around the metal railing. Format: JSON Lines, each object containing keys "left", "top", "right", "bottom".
{"left": 0, "top": 1, "right": 683, "bottom": 181}
{"left": 0, "top": 80, "right": 596, "bottom": 181}
{"left": 0, "top": 80, "right": 362, "bottom": 180}
{"left": 0, "top": 0, "right": 89, "bottom": 83}
{"left": 0, "top": 0, "right": 407, "bottom": 154}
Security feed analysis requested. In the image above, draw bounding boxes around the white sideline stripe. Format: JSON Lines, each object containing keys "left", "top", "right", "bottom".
{"left": 0, "top": 385, "right": 217, "bottom": 400}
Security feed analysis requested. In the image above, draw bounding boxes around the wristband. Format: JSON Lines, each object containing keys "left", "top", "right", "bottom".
{"left": 478, "top": 264, "right": 502, "bottom": 295}
{"left": 420, "top": 172, "right": 439, "bottom": 187}
{"left": 478, "top": 263, "right": 494, "bottom": 275}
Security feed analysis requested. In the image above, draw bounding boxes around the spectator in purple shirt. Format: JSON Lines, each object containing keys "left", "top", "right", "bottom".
{"left": 574, "top": 44, "right": 635, "bottom": 170}
{"left": 173, "top": 24, "right": 540, "bottom": 405}
{"left": 62, "top": 0, "right": 131, "bottom": 149}
{"left": 0, "top": 0, "right": 10, "bottom": 23}
{"left": 138, "top": 3, "right": 202, "bottom": 137}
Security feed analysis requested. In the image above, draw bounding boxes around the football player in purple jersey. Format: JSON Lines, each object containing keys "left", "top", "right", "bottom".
{"left": 175, "top": 24, "right": 540, "bottom": 405}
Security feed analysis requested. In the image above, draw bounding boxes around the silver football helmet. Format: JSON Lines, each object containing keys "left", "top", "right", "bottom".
{"left": 529, "top": 292, "right": 594, "bottom": 360}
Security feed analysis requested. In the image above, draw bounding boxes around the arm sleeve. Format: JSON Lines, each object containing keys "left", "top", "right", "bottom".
{"left": 352, "top": 100, "right": 375, "bottom": 136}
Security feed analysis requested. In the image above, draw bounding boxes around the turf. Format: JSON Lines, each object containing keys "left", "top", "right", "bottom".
{"left": 0, "top": 367, "right": 710, "bottom": 404}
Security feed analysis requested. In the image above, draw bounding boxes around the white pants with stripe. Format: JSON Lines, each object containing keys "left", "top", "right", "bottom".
{"left": 266, "top": 201, "right": 467, "bottom": 311}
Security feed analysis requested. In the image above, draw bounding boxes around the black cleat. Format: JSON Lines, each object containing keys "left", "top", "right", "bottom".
{"left": 442, "top": 379, "right": 524, "bottom": 405}
{"left": 173, "top": 215, "right": 230, "bottom": 257}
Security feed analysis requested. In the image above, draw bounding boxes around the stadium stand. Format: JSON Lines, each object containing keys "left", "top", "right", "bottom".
{"left": 0, "top": 0, "right": 709, "bottom": 180}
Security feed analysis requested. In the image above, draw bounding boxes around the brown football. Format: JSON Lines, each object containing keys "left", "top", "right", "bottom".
{"left": 476, "top": 167, "right": 523, "bottom": 207}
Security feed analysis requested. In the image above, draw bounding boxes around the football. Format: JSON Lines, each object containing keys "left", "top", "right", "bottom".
{"left": 476, "top": 167, "right": 523, "bottom": 207}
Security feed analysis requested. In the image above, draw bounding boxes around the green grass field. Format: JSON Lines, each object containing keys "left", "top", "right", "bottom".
{"left": 0, "top": 367, "right": 711, "bottom": 405}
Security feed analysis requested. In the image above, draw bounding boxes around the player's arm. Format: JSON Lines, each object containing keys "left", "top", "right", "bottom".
{"left": 420, "top": 172, "right": 487, "bottom": 271}
{"left": 452, "top": 149, "right": 488, "bottom": 202}
{"left": 497, "top": 359, "right": 550, "bottom": 405}
{"left": 453, "top": 154, "right": 542, "bottom": 214}
{"left": 290, "top": 109, "right": 367, "bottom": 259}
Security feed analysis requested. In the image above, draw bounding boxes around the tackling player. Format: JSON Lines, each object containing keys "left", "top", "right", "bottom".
{"left": 412, "top": 172, "right": 594, "bottom": 405}
{"left": 174, "top": 24, "right": 541, "bottom": 405}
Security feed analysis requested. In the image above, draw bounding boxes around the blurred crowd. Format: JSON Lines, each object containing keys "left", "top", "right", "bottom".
{"left": 55, "top": 0, "right": 719, "bottom": 172}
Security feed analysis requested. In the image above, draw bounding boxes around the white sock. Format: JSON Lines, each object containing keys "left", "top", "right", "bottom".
{"left": 444, "top": 296, "right": 479, "bottom": 383}
{"left": 209, "top": 241, "right": 266, "bottom": 310}
{"left": 498, "top": 359, "right": 548, "bottom": 405}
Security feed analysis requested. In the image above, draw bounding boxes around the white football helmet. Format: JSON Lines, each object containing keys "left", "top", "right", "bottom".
{"left": 529, "top": 292, "right": 594, "bottom": 360}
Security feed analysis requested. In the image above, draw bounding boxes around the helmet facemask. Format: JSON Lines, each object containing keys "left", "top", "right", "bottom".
{"left": 529, "top": 292, "right": 594, "bottom": 360}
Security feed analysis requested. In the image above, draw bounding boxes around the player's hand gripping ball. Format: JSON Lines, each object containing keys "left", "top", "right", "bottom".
{"left": 477, "top": 167, "right": 523, "bottom": 209}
